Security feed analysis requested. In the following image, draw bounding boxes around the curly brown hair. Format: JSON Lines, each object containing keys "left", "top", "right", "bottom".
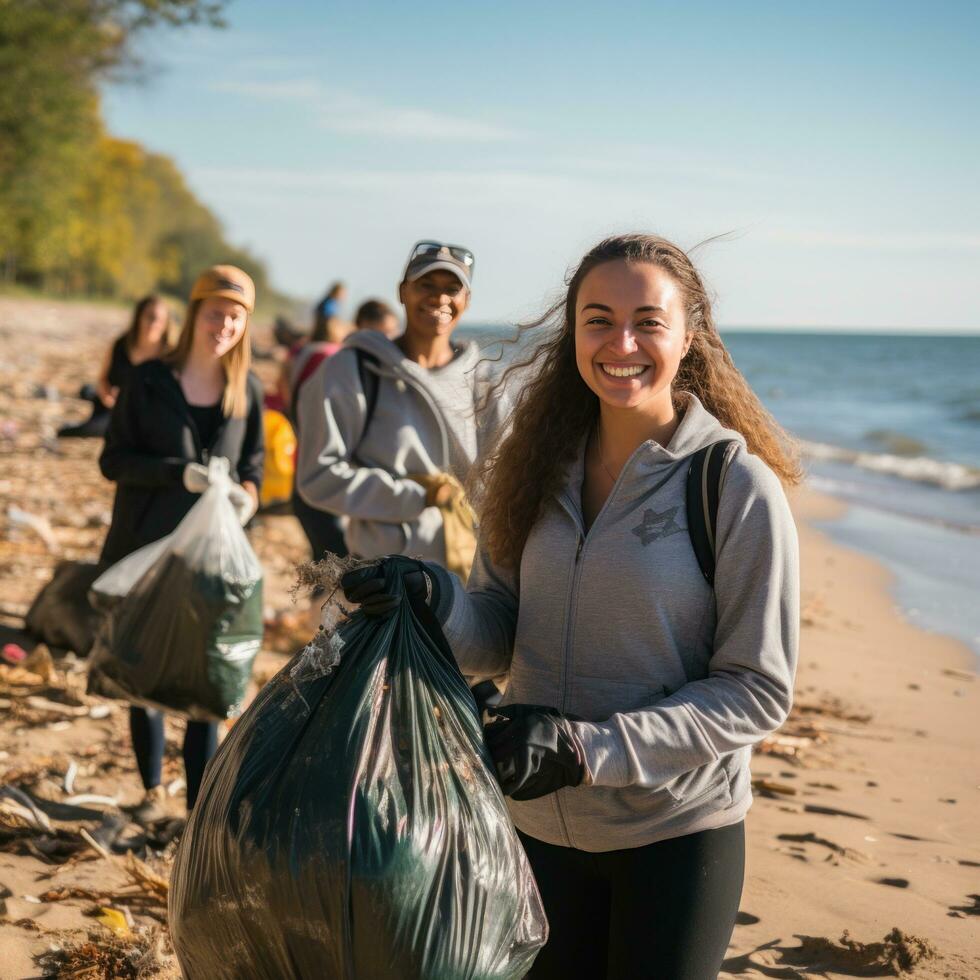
{"left": 474, "top": 233, "right": 802, "bottom": 570}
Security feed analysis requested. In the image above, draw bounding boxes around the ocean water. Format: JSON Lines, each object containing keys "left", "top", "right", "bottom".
{"left": 461, "top": 327, "right": 980, "bottom": 656}
{"left": 724, "top": 332, "right": 980, "bottom": 657}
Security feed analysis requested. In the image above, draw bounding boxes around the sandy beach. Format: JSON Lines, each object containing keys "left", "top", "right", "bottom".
{"left": 0, "top": 296, "right": 977, "bottom": 978}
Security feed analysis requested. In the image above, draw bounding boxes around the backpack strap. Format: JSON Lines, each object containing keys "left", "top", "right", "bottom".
{"left": 685, "top": 440, "right": 738, "bottom": 587}
{"left": 351, "top": 350, "right": 380, "bottom": 466}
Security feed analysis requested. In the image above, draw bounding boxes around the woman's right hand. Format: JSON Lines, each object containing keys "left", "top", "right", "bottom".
{"left": 341, "top": 559, "right": 433, "bottom": 617}
{"left": 98, "top": 384, "right": 119, "bottom": 409}
{"left": 182, "top": 462, "right": 211, "bottom": 493}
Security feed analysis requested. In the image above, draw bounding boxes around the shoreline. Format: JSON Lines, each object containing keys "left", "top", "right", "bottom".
{"left": 0, "top": 295, "right": 977, "bottom": 977}
{"left": 723, "top": 485, "right": 979, "bottom": 978}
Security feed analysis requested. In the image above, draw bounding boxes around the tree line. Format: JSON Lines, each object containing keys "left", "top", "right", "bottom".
{"left": 0, "top": 0, "right": 287, "bottom": 307}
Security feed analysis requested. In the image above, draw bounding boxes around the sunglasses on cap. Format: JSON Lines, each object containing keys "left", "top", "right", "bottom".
{"left": 406, "top": 240, "right": 475, "bottom": 272}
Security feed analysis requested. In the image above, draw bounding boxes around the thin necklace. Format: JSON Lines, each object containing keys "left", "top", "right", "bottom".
{"left": 595, "top": 425, "right": 618, "bottom": 485}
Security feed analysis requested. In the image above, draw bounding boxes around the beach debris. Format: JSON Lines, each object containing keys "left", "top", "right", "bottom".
{"left": 876, "top": 878, "right": 910, "bottom": 888}
{"left": 941, "top": 667, "right": 973, "bottom": 681}
{"left": 26, "top": 695, "right": 88, "bottom": 717}
{"left": 95, "top": 905, "right": 132, "bottom": 937}
{"left": 79, "top": 827, "right": 111, "bottom": 861}
{"left": 64, "top": 793, "right": 120, "bottom": 808}
{"left": 32, "top": 928, "right": 171, "bottom": 979}
{"left": 7, "top": 504, "right": 60, "bottom": 554}
{"left": 31, "top": 383, "right": 60, "bottom": 402}
{"left": 752, "top": 778, "right": 797, "bottom": 798}
{"left": 2, "top": 642, "right": 27, "bottom": 664}
{"left": 0, "top": 663, "right": 46, "bottom": 687}
{"left": 24, "top": 642, "right": 56, "bottom": 681}
{"left": 0, "top": 784, "right": 54, "bottom": 833}
{"left": 63, "top": 759, "right": 78, "bottom": 795}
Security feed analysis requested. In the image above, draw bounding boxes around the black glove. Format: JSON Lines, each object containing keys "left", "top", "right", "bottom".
{"left": 484, "top": 704, "right": 585, "bottom": 801}
{"left": 340, "top": 558, "right": 432, "bottom": 618}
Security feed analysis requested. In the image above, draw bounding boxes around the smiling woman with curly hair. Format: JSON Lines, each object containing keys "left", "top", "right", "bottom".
{"left": 343, "top": 233, "right": 801, "bottom": 978}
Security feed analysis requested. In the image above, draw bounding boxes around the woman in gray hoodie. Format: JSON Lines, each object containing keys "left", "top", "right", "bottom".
{"left": 296, "top": 241, "right": 505, "bottom": 569}
{"left": 344, "top": 234, "right": 801, "bottom": 978}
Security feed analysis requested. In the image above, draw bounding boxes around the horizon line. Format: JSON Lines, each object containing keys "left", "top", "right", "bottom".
{"left": 458, "top": 322, "right": 980, "bottom": 337}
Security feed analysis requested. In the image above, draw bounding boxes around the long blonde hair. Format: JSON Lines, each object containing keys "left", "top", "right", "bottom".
{"left": 166, "top": 299, "right": 251, "bottom": 418}
{"left": 475, "top": 233, "right": 802, "bottom": 570}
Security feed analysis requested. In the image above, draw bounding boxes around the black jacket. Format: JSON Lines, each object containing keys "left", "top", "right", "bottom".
{"left": 99, "top": 359, "right": 264, "bottom": 565}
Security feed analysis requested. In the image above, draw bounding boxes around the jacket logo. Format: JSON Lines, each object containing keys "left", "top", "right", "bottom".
{"left": 631, "top": 506, "right": 686, "bottom": 546}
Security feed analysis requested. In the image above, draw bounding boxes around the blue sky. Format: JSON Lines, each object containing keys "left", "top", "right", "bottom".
{"left": 103, "top": 1, "right": 980, "bottom": 330}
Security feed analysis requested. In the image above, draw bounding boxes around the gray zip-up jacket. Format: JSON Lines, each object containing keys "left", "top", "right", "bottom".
{"left": 295, "top": 329, "right": 504, "bottom": 561}
{"left": 431, "top": 395, "right": 799, "bottom": 852}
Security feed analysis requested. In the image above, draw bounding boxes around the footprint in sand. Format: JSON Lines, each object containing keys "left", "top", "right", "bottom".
{"left": 890, "top": 831, "right": 940, "bottom": 843}
{"left": 947, "top": 894, "right": 980, "bottom": 918}
{"left": 776, "top": 832, "right": 872, "bottom": 865}
{"left": 721, "top": 929, "right": 937, "bottom": 978}
{"left": 802, "top": 803, "right": 870, "bottom": 820}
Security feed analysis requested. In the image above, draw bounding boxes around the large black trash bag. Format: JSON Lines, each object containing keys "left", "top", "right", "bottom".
{"left": 87, "top": 462, "right": 263, "bottom": 721}
{"left": 169, "top": 556, "right": 547, "bottom": 980}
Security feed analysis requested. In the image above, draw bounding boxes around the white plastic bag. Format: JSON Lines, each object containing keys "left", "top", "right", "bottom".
{"left": 88, "top": 458, "right": 264, "bottom": 720}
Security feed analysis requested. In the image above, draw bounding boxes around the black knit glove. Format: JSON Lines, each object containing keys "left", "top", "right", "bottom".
{"left": 484, "top": 704, "right": 585, "bottom": 801}
{"left": 340, "top": 558, "right": 433, "bottom": 618}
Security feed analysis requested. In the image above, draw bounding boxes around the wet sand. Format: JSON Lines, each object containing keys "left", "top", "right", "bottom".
{"left": 1, "top": 296, "right": 977, "bottom": 978}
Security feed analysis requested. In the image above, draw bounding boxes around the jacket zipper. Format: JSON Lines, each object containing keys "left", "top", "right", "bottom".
{"left": 553, "top": 449, "right": 638, "bottom": 847}
{"left": 552, "top": 529, "right": 584, "bottom": 846}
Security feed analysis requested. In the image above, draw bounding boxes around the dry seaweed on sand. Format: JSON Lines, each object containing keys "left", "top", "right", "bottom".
{"left": 33, "top": 927, "right": 174, "bottom": 979}
{"left": 756, "top": 692, "right": 874, "bottom": 766}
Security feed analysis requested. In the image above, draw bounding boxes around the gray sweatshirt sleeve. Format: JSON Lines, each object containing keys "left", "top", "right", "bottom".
{"left": 431, "top": 544, "right": 519, "bottom": 678}
{"left": 295, "top": 351, "right": 428, "bottom": 522}
{"left": 574, "top": 452, "right": 800, "bottom": 789}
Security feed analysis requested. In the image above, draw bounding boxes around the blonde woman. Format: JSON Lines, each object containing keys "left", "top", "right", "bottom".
{"left": 99, "top": 265, "right": 264, "bottom": 823}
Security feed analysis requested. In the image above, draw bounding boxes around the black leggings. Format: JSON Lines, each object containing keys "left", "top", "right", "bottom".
{"left": 129, "top": 706, "right": 218, "bottom": 810}
{"left": 519, "top": 822, "right": 744, "bottom": 980}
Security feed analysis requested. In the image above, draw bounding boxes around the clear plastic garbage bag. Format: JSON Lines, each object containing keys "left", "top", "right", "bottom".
{"left": 169, "top": 555, "right": 547, "bottom": 979}
{"left": 87, "top": 458, "right": 263, "bottom": 721}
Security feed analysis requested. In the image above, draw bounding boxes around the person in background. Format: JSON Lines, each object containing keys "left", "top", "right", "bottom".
{"left": 296, "top": 241, "right": 505, "bottom": 575}
{"left": 99, "top": 265, "right": 264, "bottom": 824}
{"left": 353, "top": 298, "right": 401, "bottom": 340}
{"left": 343, "top": 234, "right": 801, "bottom": 978}
{"left": 313, "top": 280, "right": 352, "bottom": 345}
{"left": 289, "top": 296, "right": 401, "bottom": 563}
{"left": 58, "top": 295, "right": 177, "bottom": 439}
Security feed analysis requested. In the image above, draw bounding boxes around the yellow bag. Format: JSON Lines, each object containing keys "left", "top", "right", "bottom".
{"left": 411, "top": 472, "right": 478, "bottom": 580}
{"left": 261, "top": 409, "right": 296, "bottom": 507}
